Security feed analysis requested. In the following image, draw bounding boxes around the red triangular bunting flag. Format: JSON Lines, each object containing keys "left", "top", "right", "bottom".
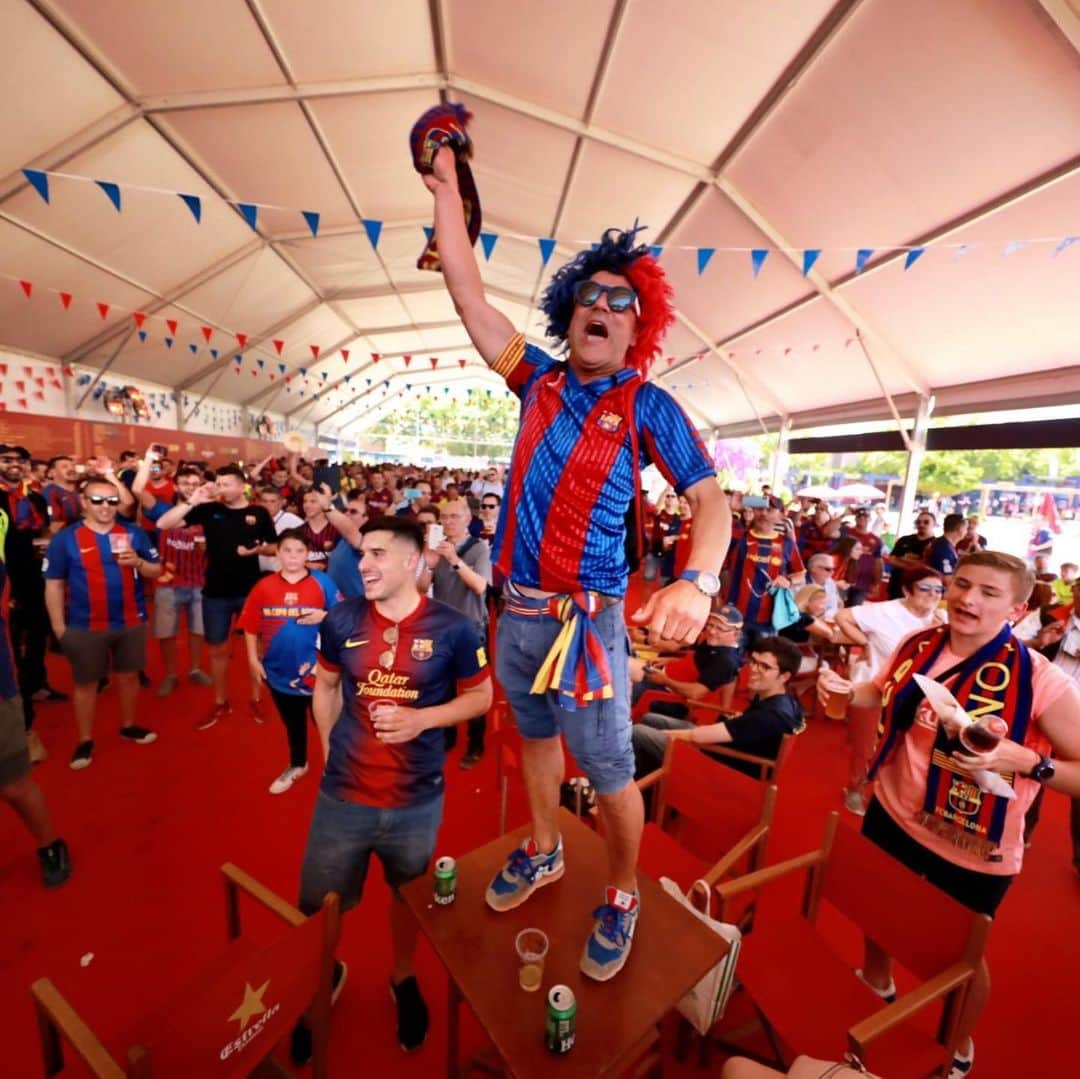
{"left": 341, "top": 349, "right": 349, "bottom": 362}
{"left": 33, "top": 376, "right": 44, "bottom": 387}
{"left": 269, "top": 373, "right": 275, "bottom": 381}
{"left": 251, "top": 369, "right": 257, "bottom": 376}
{"left": 371, "top": 353, "right": 380, "bottom": 362}
{"left": 166, "top": 319, "right": 178, "bottom": 335}
{"left": 51, "top": 379, "right": 62, "bottom": 389}
{"left": 310, "top": 345, "right": 320, "bottom": 360}
{"left": 430, "top": 357, "right": 438, "bottom": 369}
{"left": 236, "top": 333, "right": 247, "bottom": 348}
{"left": 285, "top": 376, "right": 292, "bottom": 384}
{"left": 458, "top": 358, "right": 466, "bottom": 368}
{"left": 233, "top": 366, "right": 240, "bottom": 374}
{"left": 273, "top": 339, "right": 285, "bottom": 355}
{"left": 45, "top": 366, "right": 54, "bottom": 376}
{"left": 133, "top": 311, "right": 147, "bottom": 328}
{"left": 201, "top": 326, "right": 213, "bottom": 343}
{"left": 63, "top": 366, "right": 74, "bottom": 376}
{"left": 17, "top": 398, "right": 27, "bottom": 409}
{"left": 97, "top": 302, "right": 109, "bottom": 320}
{"left": 34, "top": 391, "right": 44, "bottom": 401}
{"left": 403, "top": 355, "right": 412, "bottom": 367}
{"left": 0, "top": 364, "right": 6, "bottom": 375}
{"left": 19, "top": 280, "right": 32, "bottom": 298}
{"left": 667, "top": 356, "right": 675, "bottom": 366}
{"left": 59, "top": 292, "right": 72, "bottom": 309}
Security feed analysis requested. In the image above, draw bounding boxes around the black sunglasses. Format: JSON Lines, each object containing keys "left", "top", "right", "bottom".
{"left": 87, "top": 495, "right": 121, "bottom": 506}
{"left": 572, "top": 280, "right": 639, "bottom": 314}
{"left": 481, "top": 502, "right": 499, "bottom": 509}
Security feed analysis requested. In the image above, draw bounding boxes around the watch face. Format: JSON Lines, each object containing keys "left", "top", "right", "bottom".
{"left": 698, "top": 571, "right": 721, "bottom": 596}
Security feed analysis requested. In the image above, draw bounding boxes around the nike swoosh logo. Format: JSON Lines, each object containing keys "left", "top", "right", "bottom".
{"left": 343, "top": 639, "right": 368, "bottom": 648}
{"left": 79, "top": 547, "right": 95, "bottom": 553}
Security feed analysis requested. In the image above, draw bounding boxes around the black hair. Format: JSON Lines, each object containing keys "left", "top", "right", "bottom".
{"left": 359, "top": 516, "right": 424, "bottom": 553}
{"left": 750, "top": 636, "right": 802, "bottom": 681}
{"left": 277, "top": 527, "right": 312, "bottom": 549}
{"left": 216, "top": 463, "right": 245, "bottom": 481}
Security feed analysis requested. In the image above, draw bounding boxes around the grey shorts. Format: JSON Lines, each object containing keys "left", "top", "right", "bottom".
{"left": 153, "top": 586, "right": 205, "bottom": 639}
{"left": 60, "top": 624, "right": 147, "bottom": 685}
{"left": 0, "top": 695, "right": 30, "bottom": 787}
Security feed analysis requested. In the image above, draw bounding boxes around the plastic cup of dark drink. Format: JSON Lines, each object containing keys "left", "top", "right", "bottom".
{"left": 959, "top": 716, "right": 1008, "bottom": 755}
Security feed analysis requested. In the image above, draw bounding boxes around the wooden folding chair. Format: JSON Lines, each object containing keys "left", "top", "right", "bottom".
{"left": 713, "top": 813, "right": 990, "bottom": 1077}
{"left": 636, "top": 739, "right": 777, "bottom": 916}
{"left": 699, "top": 731, "right": 798, "bottom": 785}
{"left": 31, "top": 864, "right": 340, "bottom": 1078}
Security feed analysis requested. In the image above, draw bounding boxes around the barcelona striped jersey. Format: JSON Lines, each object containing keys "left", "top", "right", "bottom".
{"left": 317, "top": 596, "right": 489, "bottom": 808}
{"left": 43, "top": 521, "right": 159, "bottom": 630}
{"left": 141, "top": 498, "right": 206, "bottom": 588}
{"left": 490, "top": 333, "right": 715, "bottom": 596}
{"left": 42, "top": 483, "right": 81, "bottom": 527}
{"left": 724, "top": 529, "right": 805, "bottom": 624}
{"left": 0, "top": 514, "right": 19, "bottom": 700}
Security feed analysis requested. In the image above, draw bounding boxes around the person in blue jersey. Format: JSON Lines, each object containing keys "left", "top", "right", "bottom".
{"left": 239, "top": 530, "right": 341, "bottom": 796}
{"left": 326, "top": 489, "right": 369, "bottom": 598}
{"left": 43, "top": 476, "right": 162, "bottom": 770}
{"left": 421, "top": 143, "right": 730, "bottom": 982}
{"left": 289, "top": 516, "right": 491, "bottom": 1061}
{"left": 0, "top": 508, "right": 72, "bottom": 888}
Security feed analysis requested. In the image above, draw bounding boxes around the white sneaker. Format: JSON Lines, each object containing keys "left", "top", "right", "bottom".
{"left": 269, "top": 765, "right": 308, "bottom": 795}
{"left": 948, "top": 1039, "right": 974, "bottom": 1078}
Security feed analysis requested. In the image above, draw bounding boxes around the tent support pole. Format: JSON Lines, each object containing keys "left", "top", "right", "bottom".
{"left": 856, "top": 330, "right": 912, "bottom": 453}
{"left": 898, "top": 395, "right": 934, "bottom": 531}
{"left": 770, "top": 416, "right": 791, "bottom": 492}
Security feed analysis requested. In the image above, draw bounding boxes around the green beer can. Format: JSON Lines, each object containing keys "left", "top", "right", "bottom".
{"left": 545, "top": 985, "right": 576, "bottom": 1054}
{"left": 433, "top": 856, "right": 457, "bottom": 905}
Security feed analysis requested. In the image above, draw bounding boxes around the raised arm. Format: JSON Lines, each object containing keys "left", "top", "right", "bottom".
{"left": 424, "top": 146, "right": 515, "bottom": 363}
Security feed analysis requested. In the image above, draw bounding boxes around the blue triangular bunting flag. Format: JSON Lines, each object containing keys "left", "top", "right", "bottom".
{"left": 344, "top": 375, "right": 351, "bottom": 383}
{"left": 801, "top": 249, "right": 821, "bottom": 276}
{"left": 137, "top": 330, "right": 147, "bottom": 343}
{"left": 321, "top": 371, "right": 328, "bottom": 380}
{"left": 750, "top": 249, "right": 769, "bottom": 277}
{"left": 366, "top": 378, "right": 372, "bottom": 386}
{"left": 538, "top": 237, "right": 556, "bottom": 267}
{"left": 648, "top": 245, "right": 662, "bottom": 260}
{"left": 256, "top": 359, "right": 264, "bottom": 369}
{"left": 237, "top": 202, "right": 258, "bottom": 231}
{"left": 363, "top": 218, "right": 383, "bottom": 249}
{"left": 1054, "top": 236, "right": 1078, "bottom": 257}
{"left": 480, "top": 232, "right": 498, "bottom": 261}
{"left": 855, "top": 248, "right": 874, "bottom": 274}
{"left": 189, "top": 343, "right": 198, "bottom": 354}
{"left": 299, "top": 367, "right": 307, "bottom": 377}
{"left": 696, "top": 248, "right": 715, "bottom": 275}
{"left": 209, "top": 348, "right": 218, "bottom": 359}
{"left": 302, "top": 210, "right": 320, "bottom": 237}
{"left": 165, "top": 337, "right": 173, "bottom": 348}
{"left": 179, "top": 193, "right": 202, "bottom": 223}
{"left": 22, "top": 169, "right": 50, "bottom": 203}
{"left": 1002, "top": 240, "right": 1025, "bottom": 256}
{"left": 96, "top": 180, "right": 122, "bottom": 212}
{"left": 278, "top": 363, "right": 286, "bottom": 374}
{"left": 904, "top": 247, "right": 926, "bottom": 270}
{"left": 423, "top": 225, "right": 434, "bottom": 243}
{"left": 234, "top": 355, "right": 243, "bottom": 364}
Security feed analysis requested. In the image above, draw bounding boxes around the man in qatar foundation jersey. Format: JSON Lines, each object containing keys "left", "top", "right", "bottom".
{"left": 291, "top": 516, "right": 491, "bottom": 1061}
{"left": 422, "top": 140, "right": 729, "bottom": 984}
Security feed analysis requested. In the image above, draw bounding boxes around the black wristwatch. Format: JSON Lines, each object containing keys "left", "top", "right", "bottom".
{"left": 1026, "top": 754, "right": 1055, "bottom": 783}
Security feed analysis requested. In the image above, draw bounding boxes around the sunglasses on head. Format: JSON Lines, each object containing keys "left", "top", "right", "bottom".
{"left": 572, "top": 280, "right": 639, "bottom": 314}
{"left": 87, "top": 495, "right": 120, "bottom": 506}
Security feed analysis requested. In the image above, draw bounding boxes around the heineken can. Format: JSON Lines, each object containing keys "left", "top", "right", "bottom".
{"left": 433, "top": 856, "right": 457, "bottom": 905}
{"left": 545, "top": 985, "right": 576, "bottom": 1054}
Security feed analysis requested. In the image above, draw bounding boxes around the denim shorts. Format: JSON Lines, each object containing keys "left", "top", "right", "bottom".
{"left": 153, "top": 586, "right": 204, "bottom": 639}
{"left": 495, "top": 599, "right": 634, "bottom": 796}
{"left": 202, "top": 594, "right": 247, "bottom": 645}
{"left": 298, "top": 790, "right": 444, "bottom": 915}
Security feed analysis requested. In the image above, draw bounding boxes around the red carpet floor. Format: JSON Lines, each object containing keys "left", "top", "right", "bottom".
{"left": 2, "top": 634, "right": 1078, "bottom": 1077}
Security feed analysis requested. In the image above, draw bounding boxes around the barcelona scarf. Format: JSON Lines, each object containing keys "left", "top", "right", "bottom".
{"left": 1, "top": 481, "right": 46, "bottom": 532}
{"left": 869, "top": 623, "right": 1033, "bottom": 859}
{"left": 506, "top": 589, "right": 616, "bottom": 711}
{"left": 409, "top": 103, "right": 481, "bottom": 272}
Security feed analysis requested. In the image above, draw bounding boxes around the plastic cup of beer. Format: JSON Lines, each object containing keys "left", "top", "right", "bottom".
{"left": 108, "top": 533, "right": 130, "bottom": 556}
{"left": 959, "top": 715, "right": 1008, "bottom": 755}
{"left": 821, "top": 668, "right": 851, "bottom": 721}
{"left": 515, "top": 928, "right": 548, "bottom": 992}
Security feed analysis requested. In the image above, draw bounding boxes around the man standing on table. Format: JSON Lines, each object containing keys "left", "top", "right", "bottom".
{"left": 292, "top": 517, "right": 491, "bottom": 1058}
{"left": 422, "top": 146, "right": 729, "bottom": 981}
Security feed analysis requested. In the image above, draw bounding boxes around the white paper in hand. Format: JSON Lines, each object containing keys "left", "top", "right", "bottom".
{"left": 912, "top": 674, "right": 1016, "bottom": 800}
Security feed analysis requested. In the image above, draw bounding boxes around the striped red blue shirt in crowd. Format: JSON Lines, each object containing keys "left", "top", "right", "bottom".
{"left": 316, "top": 596, "right": 489, "bottom": 809}
{"left": 43, "top": 522, "right": 159, "bottom": 631}
{"left": 0, "top": 481, "right": 47, "bottom": 532}
{"left": 237, "top": 570, "right": 341, "bottom": 697}
{"left": 141, "top": 498, "right": 206, "bottom": 588}
{"left": 0, "top": 517, "right": 19, "bottom": 700}
{"left": 42, "top": 482, "right": 81, "bottom": 527}
{"left": 725, "top": 529, "right": 805, "bottom": 625}
{"left": 489, "top": 333, "right": 715, "bottom": 597}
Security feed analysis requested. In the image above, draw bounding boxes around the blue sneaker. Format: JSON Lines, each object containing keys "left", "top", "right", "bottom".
{"left": 485, "top": 837, "right": 564, "bottom": 912}
{"left": 580, "top": 886, "right": 639, "bottom": 981}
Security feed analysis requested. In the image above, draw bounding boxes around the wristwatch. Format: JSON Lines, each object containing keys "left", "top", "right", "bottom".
{"left": 1026, "top": 754, "right": 1055, "bottom": 783}
{"left": 678, "top": 569, "right": 721, "bottom": 598}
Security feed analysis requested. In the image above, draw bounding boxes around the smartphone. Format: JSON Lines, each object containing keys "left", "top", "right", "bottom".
{"left": 313, "top": 463, "right": 341, "bottom": 494}
{"left": 427, "top": 523, "right": 445, "bottom": 549}
{"left": 403, "top": 487, "right": 421, "bottom": 500}
{"left": 149, "top": 443, "right": 167, "bottom": 459}
{"left": 743, "top": 495, "right": 768, "bottom": 509}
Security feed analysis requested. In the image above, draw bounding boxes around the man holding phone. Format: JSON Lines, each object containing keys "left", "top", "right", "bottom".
{"left": 43, "top": 477, "right": 162, "bottom": 769}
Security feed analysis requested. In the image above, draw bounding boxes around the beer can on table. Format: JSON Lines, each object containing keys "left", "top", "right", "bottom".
{"left": 433, "top": 856, "right": 457, "bottom": 905}
{"left": 545, "top": 985, "right": 576, "bottom": 1054}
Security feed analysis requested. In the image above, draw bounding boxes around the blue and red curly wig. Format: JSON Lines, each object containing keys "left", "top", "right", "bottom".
{"left": 539, "top": 225, "right": 675, "bottom": 376}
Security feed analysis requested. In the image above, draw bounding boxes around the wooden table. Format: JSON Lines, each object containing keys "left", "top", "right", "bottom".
{"left": 401, "top": 808, "right": 730, "bottom": 1078}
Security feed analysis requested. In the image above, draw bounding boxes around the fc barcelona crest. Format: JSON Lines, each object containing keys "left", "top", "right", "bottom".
{"left": 596, "top": 411, "right": 623, "bottom": 433}
{"left": 947, "top": 775, "right": 982, "bottom": 817}
{"left": 411, "top": 638, "right": 434, "bottom": 662}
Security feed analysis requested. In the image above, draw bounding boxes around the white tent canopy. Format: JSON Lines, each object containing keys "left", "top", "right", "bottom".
{"left": 2, "top": 0, "right": 1078, "bottom": 438}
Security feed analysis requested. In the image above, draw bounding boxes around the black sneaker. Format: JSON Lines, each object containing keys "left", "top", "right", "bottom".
{"left": 38, "top": 839, "right": 72, "bottom": 888}
{"left": 119, "top": 726, "right": 158, "bottom": 745}
{"left": 69, "top": 740, "right": 94, "bottom": 770}
{"left": 137, "top": 670, "right": 151, "bottom": 689}
{"left": 289, "top": 960, "right": 347, "bottom": 1066}
{"left": 390, "top": 975, "right": 429, "bottom": 1052}
{"left": 33, "top": 685, "right": 69, "bottom": 702}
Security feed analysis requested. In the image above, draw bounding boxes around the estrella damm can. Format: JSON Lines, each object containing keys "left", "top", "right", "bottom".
{"left": 433, "top": 856, "right": 457, "bottom": 905}
{"left": 545, "top": 985, "right": 576, "bottom": 1054}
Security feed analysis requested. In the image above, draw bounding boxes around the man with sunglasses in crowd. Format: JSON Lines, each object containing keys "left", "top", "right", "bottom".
{"left": 422, "top": 146, "right": 729, "bottom": 981}
{"left": 885, "top": 509, "right": 937, "bottom": 599}
{"left": 43, "top": 476, "right": 162, "bottom": 769}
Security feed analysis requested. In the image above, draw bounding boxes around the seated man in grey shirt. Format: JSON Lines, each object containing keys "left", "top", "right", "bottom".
{"left": 431, "top": 498, "right": 492, "bottom": 767}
